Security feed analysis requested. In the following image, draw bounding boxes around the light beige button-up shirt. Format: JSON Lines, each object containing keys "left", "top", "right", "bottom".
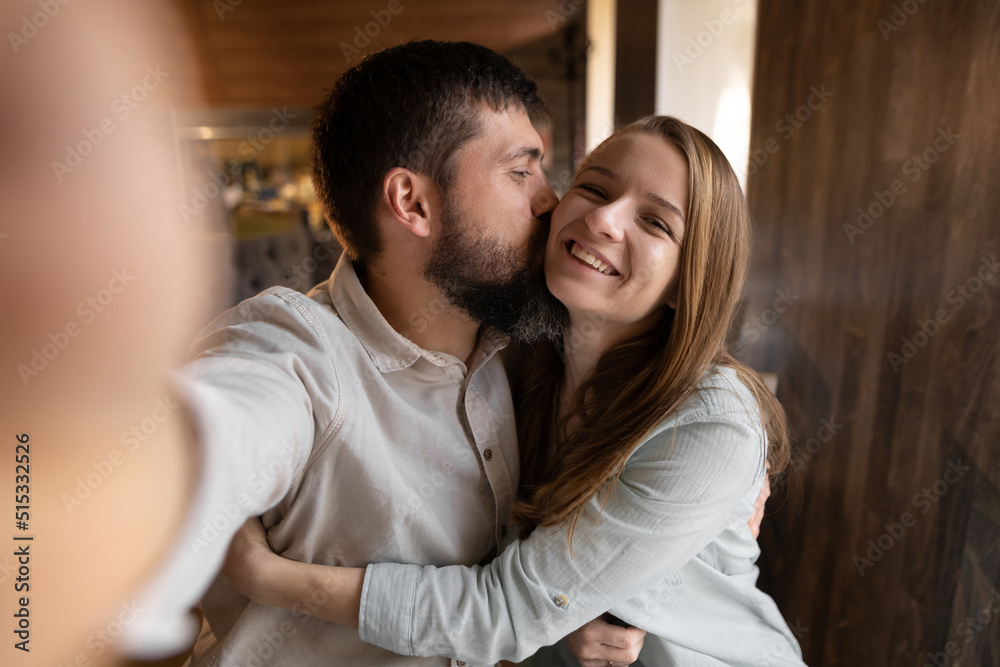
{"left": 124, "top": 257, "right": 519, "bottom": 666}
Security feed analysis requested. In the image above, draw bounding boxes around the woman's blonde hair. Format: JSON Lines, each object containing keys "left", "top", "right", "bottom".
{"left": 513, "top": 116, "right": 789, "bottom": 541}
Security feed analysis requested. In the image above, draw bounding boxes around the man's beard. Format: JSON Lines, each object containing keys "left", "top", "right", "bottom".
{"left": 424, "top": 196, "right": 567, "bottom": 343}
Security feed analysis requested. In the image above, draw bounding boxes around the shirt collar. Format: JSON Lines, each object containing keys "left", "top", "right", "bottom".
{"left": 325, "top": 256, "right": 509, "bottom": 374}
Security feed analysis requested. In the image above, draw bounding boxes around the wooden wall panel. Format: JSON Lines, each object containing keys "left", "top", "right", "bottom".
{"left": 173, "top": 0, "right": 569, "bottom": 108}
{"left": 742, "top": 0, "right": 1000, "bottom": 665}
{"left": 615, "top": 0, "right": 657, "bottom": 124}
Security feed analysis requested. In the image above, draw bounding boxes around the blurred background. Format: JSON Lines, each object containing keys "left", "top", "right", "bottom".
{"left": 3, "top": 0, "right": 997, "bottom": 665}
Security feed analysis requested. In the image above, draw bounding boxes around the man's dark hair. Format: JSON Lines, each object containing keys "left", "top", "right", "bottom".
{"left": 311, "top": 40, "right": 547, "bottom": 264}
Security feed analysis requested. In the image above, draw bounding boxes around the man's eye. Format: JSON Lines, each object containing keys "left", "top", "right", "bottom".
{"left": 513, "top": 170, "right": 532, "bottom": 178}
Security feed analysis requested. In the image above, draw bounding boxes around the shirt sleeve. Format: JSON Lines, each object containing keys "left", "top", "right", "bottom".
{"left": 121, "top": 290, "right": 333, "bottom": 658}
{"left": 359, "top": 407, "right": 765, "bottom": 664}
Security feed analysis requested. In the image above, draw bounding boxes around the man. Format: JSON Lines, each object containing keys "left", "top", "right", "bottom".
{"left": 120, "top": 41, "right": 642, "bottom": 666}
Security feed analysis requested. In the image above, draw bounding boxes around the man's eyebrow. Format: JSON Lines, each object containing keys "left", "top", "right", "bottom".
{"left": 580, "top": 165, "right": 686, "bottom": 222}
{"left": 499, "top": 145, "right": 543, "bottom": 163}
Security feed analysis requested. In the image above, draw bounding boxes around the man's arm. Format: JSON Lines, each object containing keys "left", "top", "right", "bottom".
{"left": 121, "top": 290, "right": 330, "bottom": 655}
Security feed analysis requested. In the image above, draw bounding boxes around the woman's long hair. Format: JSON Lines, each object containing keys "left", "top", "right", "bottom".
{"left": 512, "top": 116, "right": 789, "bottom": 542}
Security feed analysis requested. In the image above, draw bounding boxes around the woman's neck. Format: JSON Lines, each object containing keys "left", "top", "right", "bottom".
{"left": 557, "top": 321, "right": 616, "bottom": 424}
{"left": 557, "top": 312, "right": 662, "bottom": 424}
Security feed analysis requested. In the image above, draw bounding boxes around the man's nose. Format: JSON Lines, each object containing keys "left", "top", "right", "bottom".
{"left": 531, "top": 176, "right": 558, "bottom": 218}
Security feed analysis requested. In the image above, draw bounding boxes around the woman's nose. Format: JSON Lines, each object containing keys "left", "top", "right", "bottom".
{"left": 585, "top": 200, "right": 626, "bottom": 241}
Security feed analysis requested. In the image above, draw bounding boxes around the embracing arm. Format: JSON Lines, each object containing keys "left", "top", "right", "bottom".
{"left": 359, "top": 413, "right": 765, "bottom": 664}
{"left": 224, "top": 517, "right": 646, "bottom": 665}
{"left": 221, "top": 402, "right": 766, "bottom": 664}
{"left": 224, "top": 517, "right": 364, "bottom": 628}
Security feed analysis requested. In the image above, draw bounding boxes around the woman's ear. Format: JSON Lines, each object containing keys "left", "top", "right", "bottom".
{"left": 383, "top": 167, "right": 434, "bottom": 238}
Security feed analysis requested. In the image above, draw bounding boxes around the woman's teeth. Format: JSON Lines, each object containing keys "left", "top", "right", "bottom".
{"left": 570, "top": 242, "right": 615, "bottom": 275}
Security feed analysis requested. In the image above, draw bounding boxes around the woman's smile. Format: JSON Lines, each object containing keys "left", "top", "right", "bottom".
{"left": 566, "top": 240, "right": 620, "bottom": 276}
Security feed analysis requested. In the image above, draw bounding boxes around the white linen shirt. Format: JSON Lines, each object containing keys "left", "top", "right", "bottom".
{"left": 124, "top": 257, "right": 519, "bottom": 666}
{"left": 358, "top": 367, "right": 806, "bottom": 667}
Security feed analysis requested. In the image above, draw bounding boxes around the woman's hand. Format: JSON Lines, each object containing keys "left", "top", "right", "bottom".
{"left": 749, "top": 473, "right": 772, "bottom": 539}
{"left": 222, "top": 517, "right": 365, "bottom": 628}
{"left": 563, "top": 615, "right": 646, "bottom": 666}
{"left": 224, "top": 518, "right": 281, "bottom": 605}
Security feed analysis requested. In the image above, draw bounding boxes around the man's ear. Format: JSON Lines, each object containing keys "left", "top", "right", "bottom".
{"left": 382, "top": 167, "right": 435, "bottom": 238}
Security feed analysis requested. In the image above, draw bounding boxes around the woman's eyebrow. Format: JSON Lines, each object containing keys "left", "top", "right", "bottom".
{"left": 579, "top": 164, "right": 615, "bottom": 179}
{"left": 646, "top": 191, "right": 686, "bottom": 223}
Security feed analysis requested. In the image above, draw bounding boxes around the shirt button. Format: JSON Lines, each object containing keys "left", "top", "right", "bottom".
{"left": 500, "top": 524, "right": 507, "bottom": 538}
{"left": 554, "top": 594, "right": 568, "bottom": 607}
{"left": 484, "top": 448, "right": 493, "bottom": 461}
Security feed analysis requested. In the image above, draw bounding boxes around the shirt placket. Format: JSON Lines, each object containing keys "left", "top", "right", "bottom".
{"left": 463, "top": 375, "right": 516, "bottom": 551}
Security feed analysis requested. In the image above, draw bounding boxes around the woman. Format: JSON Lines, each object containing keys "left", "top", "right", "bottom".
{"left": 224, "top": 116, "right": 806, "bottom": 666}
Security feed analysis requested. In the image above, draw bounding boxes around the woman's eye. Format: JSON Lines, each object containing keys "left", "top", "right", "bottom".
{"left": 577, "top": 183, "right": 605, "bottom": 197}
{"left": 645, "top": 217, "right": 672, "bottom": 236}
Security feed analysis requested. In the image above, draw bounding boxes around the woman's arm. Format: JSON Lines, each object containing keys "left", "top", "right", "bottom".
{"left": 223, "top": 388, "right": 767, "bottom": 664}
{"left": 224, "top": 519, "right": 648, "bottom": 665}
{"left": 359, "top": 412, "right": 765, "bottom": 664}
{"left": 224, "top": 518, "right": 364, "bottom": 628}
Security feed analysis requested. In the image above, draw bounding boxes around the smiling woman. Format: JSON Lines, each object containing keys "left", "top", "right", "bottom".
{"left": 224, "top": 116, "right": 804, "bottom": 666}
{"left": 545, "top": 131, "right": 689, "bottom": 344}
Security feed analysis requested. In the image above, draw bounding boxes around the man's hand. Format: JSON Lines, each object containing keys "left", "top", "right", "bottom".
{"left": 749, "top": 474, "right": 771, "bottom": 539}
{"left": 563, "top": 615, "right": 646, "bottom": 666}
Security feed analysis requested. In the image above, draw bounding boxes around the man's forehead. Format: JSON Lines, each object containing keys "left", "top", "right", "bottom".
{"left": 468, "top": 106, "right": 544, "bottom": 161}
